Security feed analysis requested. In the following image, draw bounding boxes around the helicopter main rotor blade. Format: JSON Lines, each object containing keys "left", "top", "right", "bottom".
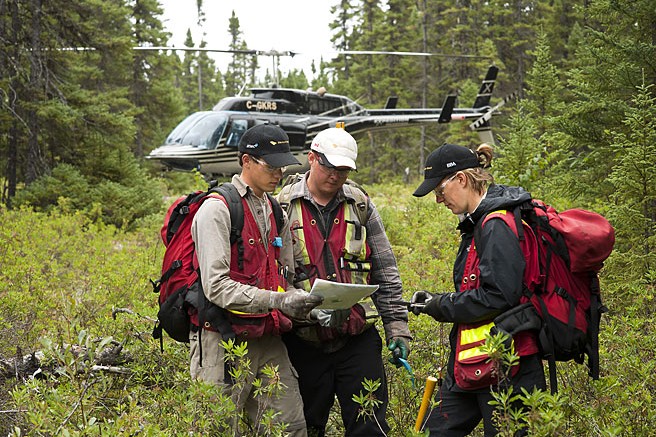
{"left": 133, "top": 46, "right": 488, "bottom": 60}
{"left": 133, "top": 46, "right": 300, "bottom": 57}
{"left": 331, "top": 50, "right": 491, "bottom": 60}
{"left": 133, "top": 46, "right": 260, "bottom": 55}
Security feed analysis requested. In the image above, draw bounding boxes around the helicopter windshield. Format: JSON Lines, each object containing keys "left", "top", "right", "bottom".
{"left": 164, "top": 112, "right": 228, "bottom": 150}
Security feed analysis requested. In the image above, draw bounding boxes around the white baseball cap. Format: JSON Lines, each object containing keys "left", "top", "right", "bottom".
{"left": 310, "top": 128, "right": 358, "bottom": 170}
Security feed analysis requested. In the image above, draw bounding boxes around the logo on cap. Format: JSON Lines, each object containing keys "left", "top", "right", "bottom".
{"left": 446, "top": 161, "right": 456, "bottom": 168}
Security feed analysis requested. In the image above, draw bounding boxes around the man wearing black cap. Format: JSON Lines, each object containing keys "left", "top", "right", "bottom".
{"left": 409, "top": 143, "right": 545, "bottom": 436}
{"left": 190, "top": 124, "right": 323, "bottom": 436}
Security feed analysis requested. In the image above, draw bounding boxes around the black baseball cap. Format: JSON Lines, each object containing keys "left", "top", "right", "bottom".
{"left": 413, "top": 143, "right": 481, "bottom": 197}
{"left": 238, "top": 124, "right": 301, "bottom": 167}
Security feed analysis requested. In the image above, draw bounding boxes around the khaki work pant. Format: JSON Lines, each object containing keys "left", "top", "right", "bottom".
{"left": 190, "top": 329, "right": 307, "bottom": 436}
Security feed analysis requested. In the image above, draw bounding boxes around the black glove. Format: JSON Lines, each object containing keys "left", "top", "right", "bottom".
{"left": 410, "top": 290, "right": 448, "bottom": 321}
{"left": 387, "top": 337, "right": 410, "bottom": 367}
{"left": 270, "top": 290, "right": 323, "bottom": 319}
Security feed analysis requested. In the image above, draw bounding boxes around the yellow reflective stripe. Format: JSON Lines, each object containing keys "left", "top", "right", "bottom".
{"left": 342, "top": 260, "right": 371, "bottom": 271}
{"left": 293, "top": 201, "right": 311, "bottom": 265}
{"left": 457, "top": 322, "right": 493, "bottom": 361}
{"left": 460, "top": 322, "right": 494, "bottom": 345}
{"left": 457, "top": 321, "right": 516, "bottom": 362}
{"left": 458, "top": 346, "right": 489, "bottom": 361}
{"left": 344, "top": 205, "right": 366, "bottom": 259}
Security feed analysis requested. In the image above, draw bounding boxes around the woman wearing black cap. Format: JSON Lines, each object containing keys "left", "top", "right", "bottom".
{"left": 410, "top": 143, "right": 545, "bottom": 436}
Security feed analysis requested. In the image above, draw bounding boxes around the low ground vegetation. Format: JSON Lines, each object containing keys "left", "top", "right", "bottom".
{"left": 0, "top": 180, "right": 653, "bottom": 436}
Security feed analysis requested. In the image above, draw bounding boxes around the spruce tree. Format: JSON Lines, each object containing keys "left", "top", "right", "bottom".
{"left": 130, "top": 0, "right": 186, "bottom": 158}
{"left": 224, "top": 11, "right": 250, "bottom": 96}
{"left": 556, "top": 0, "right": 656, "bottom": 202}
{"left": 606, "top": 84, "right": 656, "bottom": 283}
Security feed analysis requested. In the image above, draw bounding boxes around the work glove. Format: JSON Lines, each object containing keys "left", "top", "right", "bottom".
{"left": 387, "top": 337, "right": 410, "bottom": 367}
{"left": 311, "top": 308, "right": 351, "bottom": 328}
{"left": 269, "top": 290, "right": 323, "bottom": 319}
{"left": 410, "top": 290, "right": 447, "bottom": 322}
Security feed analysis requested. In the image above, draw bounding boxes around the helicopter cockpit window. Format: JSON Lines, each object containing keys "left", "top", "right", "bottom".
{"left": 225, "top": 120, "right": 248, "bottom": 148}
{"left": 165, "top": 112, "right": 207, "bottom": 144}
{"left": 177, "top": 113, "right": 228, "bottom": 149}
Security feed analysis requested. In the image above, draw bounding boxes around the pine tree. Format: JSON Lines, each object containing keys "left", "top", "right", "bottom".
{"left": 130, "top": 0, "right": 186, "bottom": 158}
{"left": 180, "top": 30, "right": 201, "bottom": 111}
{"left": 555, "top": 0, "right": 656, "bottom": 202}
{"left": 177, "top": 3, "right": 223, "bottom": 112}
{"left": 483, "top": 0, "right": 555, "bottom": 90}
{"left": 607, "top": 84, "right": 656, "bottom": 282}
{"left": 224, "top": 11, "right": 250, "bottom": 95}
{"left": 329, "top": 0, "right": 358, "bottom": 83}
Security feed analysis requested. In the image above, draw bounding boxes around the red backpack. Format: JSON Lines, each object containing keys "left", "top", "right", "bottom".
{"left": 150, "top": 181, "right": 284, "bottom": 347}
{"left": 478, "top": 199, "right": 614, "bottom": 392}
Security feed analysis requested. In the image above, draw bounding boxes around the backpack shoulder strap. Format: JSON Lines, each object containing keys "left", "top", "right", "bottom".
{"left": 210, "top": 182, "right": 243, "bottom": 246}
{"left": 474, "top": 209, "right": 510, "bottom": 252}
{"left": 277, "top": 172, "right": 304, "bottom": 214}
{"left": 267, "top": 192, "right": 285, "bottom": 234}
{"left": 342, "top": 180, "right": 370, "bottom": 226}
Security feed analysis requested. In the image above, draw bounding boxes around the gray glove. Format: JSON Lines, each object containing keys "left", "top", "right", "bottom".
{"left": 269, "top": 290, "right": 323, "bottom": 319}
{"left": 409, "top": 290, "right": 435, "bottom": 315}
{"left": 311, "top": 308, "right": 351, "bottom": 328}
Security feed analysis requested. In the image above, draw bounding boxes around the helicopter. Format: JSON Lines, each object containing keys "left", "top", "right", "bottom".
{"left": 146, "top": 62, "right": 505, "bottom": 177}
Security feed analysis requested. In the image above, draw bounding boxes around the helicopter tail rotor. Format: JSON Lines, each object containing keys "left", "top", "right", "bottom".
{"left": 469, "top": 91, "right": 518, "bottom": 144}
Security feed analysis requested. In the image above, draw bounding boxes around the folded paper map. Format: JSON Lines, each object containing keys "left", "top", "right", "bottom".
{"left": 309, "top": 279, "right": 379, "bottom": 309}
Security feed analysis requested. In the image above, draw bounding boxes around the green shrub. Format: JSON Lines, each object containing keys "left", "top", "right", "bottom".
{"left": 1, "top": 181, "right": 653, "bottom": 436}
{"left": 14, "top": 163, "right": 166, "bottom": 231}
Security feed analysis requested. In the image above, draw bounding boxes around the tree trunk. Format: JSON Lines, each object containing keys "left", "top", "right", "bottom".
{"left": 4, "top": 0, "right": 21, "bottom": 207}
{"left": 26, "top": 0, "right": 45, "bottom": 184}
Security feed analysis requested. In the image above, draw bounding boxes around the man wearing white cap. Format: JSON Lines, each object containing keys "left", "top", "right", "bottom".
{"left": 277, "top": 127, "right": 412, "bottom": 436}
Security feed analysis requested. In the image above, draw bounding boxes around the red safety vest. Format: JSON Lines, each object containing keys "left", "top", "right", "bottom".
{"left": 454, "top": 210, "right": 539, "bottom": 390}
{"left": 226, "top": 196, "right": 284, "bottom": 290}
{"left": 191, "top": 196, "right": 291, "bottom": 337}
{"left": 288, "top": 199, "right": 371, "bottom": 285}
{"left": 287, "top": 196, "right": 378, "bottom": 342}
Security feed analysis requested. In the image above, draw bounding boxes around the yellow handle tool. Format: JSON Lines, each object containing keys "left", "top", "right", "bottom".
{"left": 414, "top": 376, "right": 438, "bottom": 432}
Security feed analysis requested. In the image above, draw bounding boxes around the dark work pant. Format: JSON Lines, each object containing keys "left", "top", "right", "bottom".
{"left": 283, "top": 327, "right": 389, "bottom": 436}
{"left": 422, "top": 354, "right": 546, "bottom": 437}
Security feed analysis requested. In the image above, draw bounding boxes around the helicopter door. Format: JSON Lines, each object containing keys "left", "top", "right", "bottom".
{"left": 278, "top": 124, "right": 306, "bottom": 151}
{"left": 225, "top": 119, "right": 248, "bottom": 148}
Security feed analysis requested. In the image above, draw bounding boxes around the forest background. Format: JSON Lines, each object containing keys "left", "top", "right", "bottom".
{"left": 1, "top": 0, "right": 655, "bottom": 435}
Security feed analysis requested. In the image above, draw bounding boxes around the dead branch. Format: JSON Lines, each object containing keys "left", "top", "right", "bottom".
{"left": 112, "top": 307, "right": 157, "bottom": 323}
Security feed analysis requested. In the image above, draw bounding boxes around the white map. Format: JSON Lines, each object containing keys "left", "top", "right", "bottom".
{"left": 310, "top": 279, "right": 378, "bottom": 309}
